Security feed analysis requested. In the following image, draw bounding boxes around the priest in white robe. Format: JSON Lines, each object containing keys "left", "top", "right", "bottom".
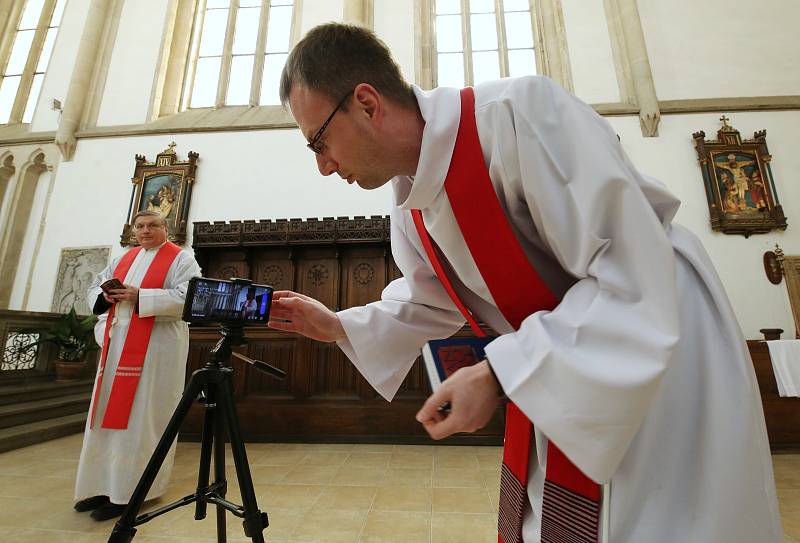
{"left": 74, "top": 210, "right": 201, "bottom": 521}
{"left": 269, "top": 24, "right": 783, "bottom": 542}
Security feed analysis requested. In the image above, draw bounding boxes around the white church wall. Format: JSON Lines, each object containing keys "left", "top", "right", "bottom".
{"left": 560, "top": 0, "right": 620, "bottom": 104}
{"left": 96, "top": 0, "right": 172, "bottom": 127}
{"left": 608, "top": 111, "right": 800, "bottom": 338}
{"left": 639, "top": 0, "right": 800, "bottom": 101}
{"left": 30, "top": 0, "right": 90, "bottom": 132}
{"left": 299, "top": 0, "right": 344, "bottom": 35}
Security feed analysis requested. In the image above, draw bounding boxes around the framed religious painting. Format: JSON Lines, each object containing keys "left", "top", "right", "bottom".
{"left": 693, "top": 116, "right": 786, "bottom": 237}
{"left": 120, "top": 142, "right": 199, "bottom": 246}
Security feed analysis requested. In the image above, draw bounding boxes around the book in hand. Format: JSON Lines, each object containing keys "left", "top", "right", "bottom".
{"left": 422, "top": 336, "right": 497, "bottom": 391}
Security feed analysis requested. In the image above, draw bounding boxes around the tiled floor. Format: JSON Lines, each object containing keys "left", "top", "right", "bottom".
{"left": 0, "top": 434, "right": 797, "bottom": 542}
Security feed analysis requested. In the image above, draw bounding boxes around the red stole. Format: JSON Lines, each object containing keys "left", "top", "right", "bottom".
{"left": 411, "top": 87, "right": 601, "bottom": 543}
{"left": 90, "top": 242, "right": 181, "bottom": 430}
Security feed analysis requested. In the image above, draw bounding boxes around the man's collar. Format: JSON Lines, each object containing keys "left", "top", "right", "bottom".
{"left": 394, "top": 85, "right": 461, "bottom": 211}
{"left": 142, "top": 241, "right": 168, "bottom": 252}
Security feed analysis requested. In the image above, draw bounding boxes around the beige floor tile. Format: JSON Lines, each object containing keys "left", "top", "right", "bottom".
{"left": 255, "top": 484, "right": 324, "bottom": 509}
{"left": 352, "top": 443, "right": 396, "bottom": 453}
{"left": 0, "top": 441, "right": 795, "bottom": 543}
{"left": 290, "top": 508, "right": 367, "bottom": 543}
{"left": 431, "top": 512, "right": 496, "bottom": 543}
{"left": 0, "top": 497, "right": 67, "bottom": 529}
{"left": 12, "top": 460, "right": 78, "bottom": 479}
{"left": 433, "top": 468, "right": 484, "bottom": 488}
{"left": 779, "top": 489, "right": 800, "bottom": 515}
{"left": 372, "top": 486, "right": 432, "bottom": 512}
{"left": 281, "top": 464, "right": 337, "bottom": 485}
{"left": 331, "top": 465, "right": 386, "bottom": 486}
{"left": 299, "top": 450, "right": 350, "bottom": 467}
{"left": 343, "top": 452, "right": 391, "bottom": 468}
{"left": 434, "top": 454, "right": 479, "bottom": 470}
{"left": 1, "top": 527, "right": 108, "bottom": 542}
{"left": 785, "top": 514, "right": 800, "bottom": 540}
{"left": 304, "top": 443, "right": 356, "bottom": 452}
{"left": 251, "top": 450, "right": 304, "bottom": 467}
{"left": 476, "top": 454, "right": 502, "bottom": 470}
{"left": 433, "top": 487, "right": 493, "bottom": 514}
{"left": 313, "top": 485, "right": 377, "bottom": 511}
{"left": 774, "top": 456, "right": 800, "bottom": 489}
{"left": 381, "top": 467, "right": 432, "bottom": 487}
{"left": 360, "top": 510, "right": 431, "bottom": 543}
{"left": 138, "top": 504, "right": 250, "bottom": 540}
{"left": 479, "top": 469, "right": 501, "bottom": 491}
{"left": 249, "top": 464, "right": 293, "bottom": 484}
{"left": 389, "top": 451, "right": 434, "bottom": 469}
{"left": 0, "top": 474, "right": 75, "bottom": 499}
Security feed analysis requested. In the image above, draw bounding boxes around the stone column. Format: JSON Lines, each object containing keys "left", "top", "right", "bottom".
{"left": 343, "top": 0, "right": 373, "bottom": 28}
{"left": 54, "top": 0, "right": 112, "bottom": 160}
{"left": 536, "top": 0, "right": 573, "bottom": 93}
{"left": 610, "top": 0, "right": 660, "bottom": 137}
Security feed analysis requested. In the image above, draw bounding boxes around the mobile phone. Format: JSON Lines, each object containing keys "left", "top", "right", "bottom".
{"left": 100, "top": 278, "right": 124, "bottom": 293}
{"left": 182, "top": 277, "right": 273, "bottom": 325}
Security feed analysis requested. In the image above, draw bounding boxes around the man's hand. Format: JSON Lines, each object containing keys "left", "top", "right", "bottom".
{"left": 102, "top": 292, "right": 115, "bottom": 304}
{"left": 268, "top": 290, "right": 347, "bottom": 342}
{"left": 416, "top": 360, "right": 501, "bottom": 440}
{"left": 109, "top": 285, "right": 139, "bottom": 303}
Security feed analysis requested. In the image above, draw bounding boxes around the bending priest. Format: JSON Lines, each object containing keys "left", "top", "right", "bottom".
{"left": 73, "top": 211, "right": 201, "bottom": 521}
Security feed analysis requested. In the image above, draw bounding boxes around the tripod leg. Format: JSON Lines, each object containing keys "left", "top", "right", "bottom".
{"left": 109, "top": 376, "right": 205, "bottom": 542}
{"left": 214, "top": 387, "right": 228, "bottom": 543}
{"left": 194, "top": 385, "right": 215, "bottom": 521}
{"left": 219, "top": 378, "right": 266, "bottom": 543}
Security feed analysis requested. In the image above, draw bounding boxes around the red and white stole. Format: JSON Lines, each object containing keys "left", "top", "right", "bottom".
{"left": 411, "top": 87, "right": 601, "bottom": 543}
{"left": 90, "top": 242, "right": 181, "bottom": 430}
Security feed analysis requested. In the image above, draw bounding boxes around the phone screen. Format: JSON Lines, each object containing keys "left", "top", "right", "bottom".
{"left": 183, "top": 277, "right": 273, "bottom": 325}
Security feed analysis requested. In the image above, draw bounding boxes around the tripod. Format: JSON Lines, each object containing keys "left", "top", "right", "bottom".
{"left": 108, "top": 325, "right": 286, "bottom": 543}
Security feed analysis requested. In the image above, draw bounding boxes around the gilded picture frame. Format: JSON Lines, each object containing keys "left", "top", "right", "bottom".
{"left": 120, "top": 142, "right": 199, "bottom": 246}
{"left": 693, "top": 117, "right": 786, "bottom": 237}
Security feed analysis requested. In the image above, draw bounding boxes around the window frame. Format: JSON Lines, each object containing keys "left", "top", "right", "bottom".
{"left": 424, "top": 0, "right": 540, "bottom": 88}
{"left": 417, "top": 0, "right": 574, "bottom": 92}
{"left": 180, "top": 0, "right": 298, "bottom": 110}
{"left": 0, "top": 0, "right": 62, "bottom": 125}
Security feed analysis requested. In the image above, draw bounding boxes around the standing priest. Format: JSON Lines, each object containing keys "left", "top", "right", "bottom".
{"left": 267, "top": 23, "right": 783, "bottom": 543}
{"left": 73, "top": 210, "right": 201, "bottom": 521}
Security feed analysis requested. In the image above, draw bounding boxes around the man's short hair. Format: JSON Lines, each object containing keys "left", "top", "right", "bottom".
{"left": 279, "top": 23, "right": 415, "bottom": 110}
{"left": 132, "top": 210, "right": 167, "bottom": 228}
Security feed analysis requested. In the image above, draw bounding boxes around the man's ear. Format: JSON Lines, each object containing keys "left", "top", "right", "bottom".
{"left": 353, "top": 83, "right": 381, "bottom": 121}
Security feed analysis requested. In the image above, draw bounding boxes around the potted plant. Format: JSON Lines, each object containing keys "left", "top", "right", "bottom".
{"left": 23, "top": 307, "right": 100, "bottom": 382}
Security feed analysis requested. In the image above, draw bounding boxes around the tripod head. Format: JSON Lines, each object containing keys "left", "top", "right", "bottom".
{"left": 207, "top": 324, "right": 286, "bottom": 380}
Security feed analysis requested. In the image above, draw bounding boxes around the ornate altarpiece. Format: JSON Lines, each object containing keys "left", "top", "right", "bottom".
{"left": 693, "top": 117, "right": 787, "bottom": 237}
{"left": 120, "top": 142, "right": 198, "bottom": 246}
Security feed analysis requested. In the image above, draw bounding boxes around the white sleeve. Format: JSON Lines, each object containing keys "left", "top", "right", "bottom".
{"left": 86, "top": 257, "right": 117, "bottom": 313}
{"left": 484, "top": 78, "right": 680, "bottom": 483}
{"left": 138, "top": 251, "right": 202, "bottom": 318}
{"left": 337, "top": 206, "right": 466, "bottom": 401}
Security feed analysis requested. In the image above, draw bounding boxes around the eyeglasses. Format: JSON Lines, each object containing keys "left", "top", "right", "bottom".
{"left": 306, "top": 91, "right": 353, "bottom": 155}
{"left": 134, "top": 222, "right": 165, "bottom": 231}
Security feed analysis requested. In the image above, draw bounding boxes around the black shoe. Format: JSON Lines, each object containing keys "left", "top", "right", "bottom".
{"left": 90, "top": 502, "right": 128, "bottom": 521}
{"left": 74, "top": 495, "right": 110, "bottom": 512}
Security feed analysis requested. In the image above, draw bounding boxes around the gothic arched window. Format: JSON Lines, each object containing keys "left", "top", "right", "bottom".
{"left": 431, "top": 0, "right": 537, "bottom": 88}
{"left": 0, "top": 0, "right": 66, "bottom": 124}
{"left": 181, "top": 0, "right": 296, "bottom": 109}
